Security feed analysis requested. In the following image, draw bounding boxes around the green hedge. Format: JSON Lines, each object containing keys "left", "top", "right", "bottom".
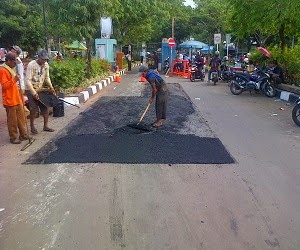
{"left": 250, "top": 45, "right": 300, "bottom": 86}
{"left": 50, "top": 58, "right": 111, "bottom": 91}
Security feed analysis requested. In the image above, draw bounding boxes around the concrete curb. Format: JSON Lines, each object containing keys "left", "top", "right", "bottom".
{"left": 63, "top": 63, "right": 141, "bottom": 105}
{"left": 275, "top": 88, "right": 300, "bottom": 103}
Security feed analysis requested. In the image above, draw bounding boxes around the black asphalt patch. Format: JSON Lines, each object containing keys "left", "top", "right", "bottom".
{"left": 27, "top": 133, "right": 234, "bottom": 164}
{"left": 25, "top": 83, "right": 234, "bottom": 164}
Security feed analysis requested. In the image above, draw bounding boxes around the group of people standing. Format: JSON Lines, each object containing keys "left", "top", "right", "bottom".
{"left": 0, "top": 47, "right": 55, "bottom": 144}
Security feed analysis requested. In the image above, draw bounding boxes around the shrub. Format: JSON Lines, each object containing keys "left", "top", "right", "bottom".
{"left": 50, "top": 59, "right": 86, "bottom": 90}
{"left": 250, "top": 45, "right": 300, "bottom": 86}
{"left": 50, "top": 58, "right": 111, "bottom": 92}
{"left": 90, "top": 59, "right": 110, "bottom": 78}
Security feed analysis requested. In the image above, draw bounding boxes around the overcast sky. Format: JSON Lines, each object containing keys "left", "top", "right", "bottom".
{"left": 184, "top": 0, "right": 196, "bottom": 8}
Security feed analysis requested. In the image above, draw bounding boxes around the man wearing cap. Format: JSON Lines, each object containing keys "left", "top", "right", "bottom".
{"left": 10, "top": 45, "right": 25, "bottom": 91}
{"left": 0, "top": 52, "right": 29, "bottom": 144}
{"left": 25, "top": 49, "right": 55, "bottom": 134}
{"left": 139, "top": 65, "right": 168, "bottom": 127}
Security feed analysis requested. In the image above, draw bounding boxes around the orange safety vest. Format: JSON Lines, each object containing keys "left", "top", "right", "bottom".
{"left": 0, "top": 65, "right": 22, "bottom": 106}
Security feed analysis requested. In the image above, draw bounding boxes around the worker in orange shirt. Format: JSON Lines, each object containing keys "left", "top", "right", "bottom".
{"left": 0, "top": 52, "right": 29, "bottom": 144}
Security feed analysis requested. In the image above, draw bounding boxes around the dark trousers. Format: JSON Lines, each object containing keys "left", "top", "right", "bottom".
{"left": 156, "top": 90, "right": 168, "bottom": 120}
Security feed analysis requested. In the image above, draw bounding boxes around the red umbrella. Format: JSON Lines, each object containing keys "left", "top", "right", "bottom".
{"left": 257, "top": 47, "right": 271, "bottom": 58}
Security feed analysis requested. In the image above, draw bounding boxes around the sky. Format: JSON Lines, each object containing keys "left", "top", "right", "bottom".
{"left": 184, "top": 0, "right": 196, "bottom": 8}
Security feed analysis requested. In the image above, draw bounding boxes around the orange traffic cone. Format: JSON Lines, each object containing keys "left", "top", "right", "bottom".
{"left": 115, "top": 71, "right": 121, "bottom": 83}
{"left": 139, "top": 75, "right": 147, "bottom": 82}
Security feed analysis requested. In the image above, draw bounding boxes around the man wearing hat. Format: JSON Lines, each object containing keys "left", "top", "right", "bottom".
{"left": 0, "top": 52, "right": 29, "bottom": 144}
{"left": 11, "top": 45, "right": 25, "bottom": 91}
{"left": 25, "top": 49, "right": 55, "bottom": 134}
{"left": 139, "top": 65, "right": 168, "bottom": 127}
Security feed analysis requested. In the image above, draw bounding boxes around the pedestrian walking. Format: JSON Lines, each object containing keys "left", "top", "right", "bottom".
{"left": 0, "top": 52, "right": 29, "bottom": 144}
{"left": 25, "top": 49, "right": 55, "bottom": 134}
{"left": 152, "top": 51, "right": 159, "bottom": 70}
{"left": 139, "top": 65, "right": 168, "bottom": 127}
{"left": 140, "top": 51, "right": 145, "bottom": 64}
{"left": 126, "top": 51, "right": 132, "bottom": 71}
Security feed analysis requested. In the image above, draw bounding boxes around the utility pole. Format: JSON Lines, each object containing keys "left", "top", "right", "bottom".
{"left": 42, "top": 0, "right": 48, "bottom": 51}
{"left": 172, "top": 17, "right": 174, "bottom": 38}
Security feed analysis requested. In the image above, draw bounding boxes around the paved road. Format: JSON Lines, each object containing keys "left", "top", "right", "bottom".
{"left": 0, "top": 69, "right": 299, "bottom": 249}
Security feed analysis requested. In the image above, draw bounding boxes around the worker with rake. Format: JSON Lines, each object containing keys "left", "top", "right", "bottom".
{"left": 139, "top": 65, "right": 168, "bottom": 127}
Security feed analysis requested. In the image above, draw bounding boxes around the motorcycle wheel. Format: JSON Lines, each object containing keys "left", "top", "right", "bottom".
{"left": 190, "top": 73, "right": 195, "bottom": 82}
{"left": 264, "top": 82, "right": 276, "bottom": 98}
{"left": 292, "top": 104, "right": 300, "bottom": 126}
{"left": 230, "top": 81, "right": 243, "bottom": 95}
{"left": 213, "top": 78, "right": 217, "bottom": 85}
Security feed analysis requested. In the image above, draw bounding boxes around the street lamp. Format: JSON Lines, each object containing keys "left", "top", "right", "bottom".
{"left": 42, "top": 0, "right": 48, "bottom": 51}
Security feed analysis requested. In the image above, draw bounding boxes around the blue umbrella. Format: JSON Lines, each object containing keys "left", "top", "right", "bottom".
{"left": 178, "top": 40, "right": 208, "bottom": 49}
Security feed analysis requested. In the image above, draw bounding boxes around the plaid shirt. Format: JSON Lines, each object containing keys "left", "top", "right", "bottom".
{"left": 25, "top": 60, "right": 53, "bottom": 95}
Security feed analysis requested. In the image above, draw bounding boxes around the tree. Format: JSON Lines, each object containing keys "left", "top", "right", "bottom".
{"left": 227, "top": 0, "right": 300, "bottom": 50}
{"left": 0, "top": 0, "right": 45, "bottom": 55}
{"left": 20, "top": 0, "right": 44, "bottom": 56}
{"left": 0, "top": 0, "right": 27, "bottom": 48}
{"left": 48, "top": 0, "right": 115, "bottom": 78}
{"left": 155, "top": 0, "right": 194, "bottom": 43}
{"left": 192, "top": 0, "right": 230, "bottom": 46}
{"left": 112, "top": 0, "right": 163, "bottom": 45}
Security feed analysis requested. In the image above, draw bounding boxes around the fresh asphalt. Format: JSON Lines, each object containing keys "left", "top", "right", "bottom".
{"left": 26, "top": 81, "right": 234, "bottom": 164}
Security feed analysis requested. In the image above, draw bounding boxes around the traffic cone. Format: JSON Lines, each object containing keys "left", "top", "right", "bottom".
{"left": 114, "top": 71, "right": 121, "bottom": 83}
{"left": 139, "top": 75, "right": 147, "bottom": 82}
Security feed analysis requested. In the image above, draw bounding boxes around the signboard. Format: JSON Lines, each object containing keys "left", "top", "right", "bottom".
{"left": 101, "top": 17, "right": 113, "bottom": 36}
{"left": 214, "top": 33, "right": 222, "bottom": 44}
{"left": 168, "top": 38, "right": 176, "bottom": 48}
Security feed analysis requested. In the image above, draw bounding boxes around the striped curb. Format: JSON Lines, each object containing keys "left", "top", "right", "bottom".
{"left": 61, "top": 63, "right": 141, "bottom": 106}
{"left": 275, "top": 88, "right": 300, "bottom": 103}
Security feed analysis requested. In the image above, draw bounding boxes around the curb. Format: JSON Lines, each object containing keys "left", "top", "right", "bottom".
{"left": 62, "top": 63, "right": 141, "bottom": 105}
{"left": 275, "top": 88, "right": 300, "bottom": 103}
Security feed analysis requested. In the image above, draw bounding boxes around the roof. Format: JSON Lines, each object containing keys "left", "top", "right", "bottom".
{"left": 64, "top": 41, "right": 87, "bottom": 51}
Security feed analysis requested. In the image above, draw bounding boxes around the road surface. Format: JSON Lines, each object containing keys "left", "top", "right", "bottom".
{"left": 0, "top": 68, "right": 299, "bottom": 249}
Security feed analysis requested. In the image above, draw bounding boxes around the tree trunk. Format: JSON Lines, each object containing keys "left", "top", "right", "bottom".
{"left": 86, "top": 38, "right": 93, "bottom": 79}
{"left": 279, "top": 23, "right": 286, "bottom": 52}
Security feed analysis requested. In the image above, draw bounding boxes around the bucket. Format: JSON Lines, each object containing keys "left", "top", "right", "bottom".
{"left": 53, "top": 101, "right": 64, "bottom": 117}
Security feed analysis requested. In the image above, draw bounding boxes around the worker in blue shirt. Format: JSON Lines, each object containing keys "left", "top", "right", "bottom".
{"left": 139, "top": 65, "right": 168, "bottom": 127}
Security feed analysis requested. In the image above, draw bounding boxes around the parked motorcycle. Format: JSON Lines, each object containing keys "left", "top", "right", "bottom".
{"left": 292, "top": 97, "right": 300, "bottom": 126}
{"left": 190, "top": 62, "right": 204, "bottom": 82}
{"left": 220, "top": 64, "right": 230, "bottom": 82}
{"left": 211, "top": 69, "right": 219, "bottom": 85}
{"left": 229, "top": 69, "right": 276, "bottom": 97}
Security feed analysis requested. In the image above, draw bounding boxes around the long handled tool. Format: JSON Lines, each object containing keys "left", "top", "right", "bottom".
{"left": 20, "top": 96, "right": 35, "bottom": 151}
{"left": 37, "top": 90, "right": 80, "bottom": 109}
{"left": 15, "top": 70, "right": 35, "bottom": 151}
{"left": 127, "top": 101, "right": 152, "bottom": 131}
{"left": 165, "top": 68, "right": 170, "bottom": 77}
{"left": 137, "top": 102, "right": 151, "bottom": 125}
{"left": 58, "top": 98, "right": 80, "bottom": 108}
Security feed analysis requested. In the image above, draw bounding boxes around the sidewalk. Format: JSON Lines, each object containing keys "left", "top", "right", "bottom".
{"left": 0, "top": 64, "right": 140, "bottom": 148}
